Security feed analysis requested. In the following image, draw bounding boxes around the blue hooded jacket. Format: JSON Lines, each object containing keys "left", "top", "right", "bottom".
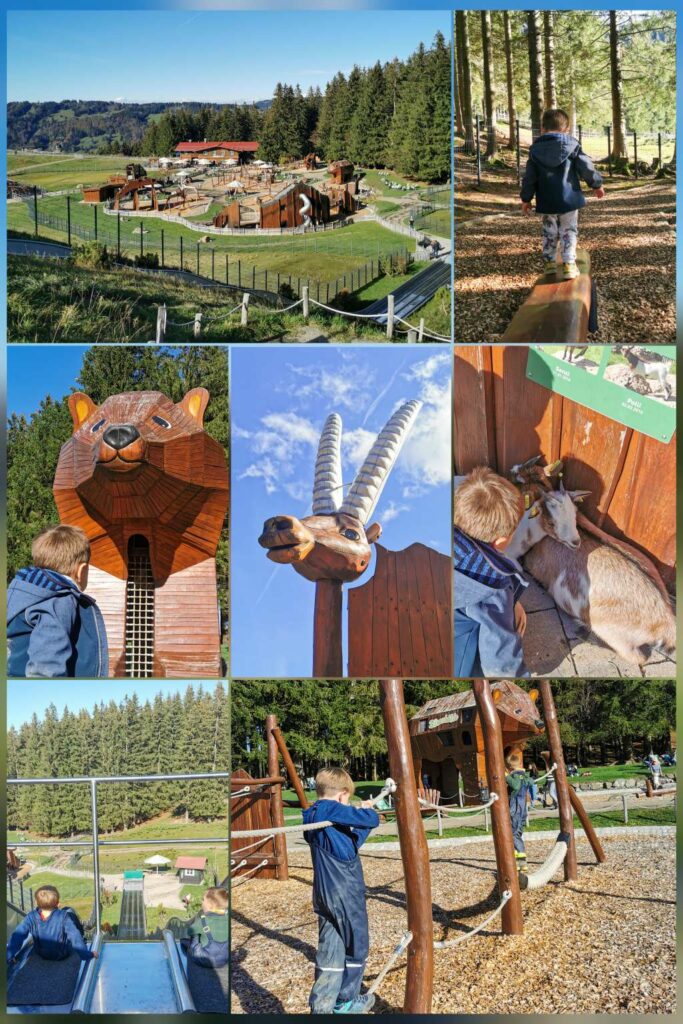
{"left": 7, "top": 567, "right": 109, "bottom": 678}
{"left": 520, "top": 132, "right": 603, "bottom": 214}
{"left": 454, "top": 529, "right": 529, "bottom": 679}
{"left": 6, "top": 907, "right": 94, "bottom": 963}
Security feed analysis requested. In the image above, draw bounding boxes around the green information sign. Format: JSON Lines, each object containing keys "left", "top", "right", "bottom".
{"left": 526, "top": 346, "right": 676, "bottom": 443}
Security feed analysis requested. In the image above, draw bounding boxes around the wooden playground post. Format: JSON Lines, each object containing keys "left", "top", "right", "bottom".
{"left": 567, "top": 785, "right": 606, "bottom": 863}
{"left": 271, "top": 725, "right": 310, "bottom": 809}
{"left": 266, "top": 714, "right": 289, "bottom": 881}
{"left": 539, "top": 680, "right": 578, "bottom": 881}
{"left": 380, "top": 679, "right": 433, "bottom": 1015}
{"left": 472, "top": 679, "right": 523, "bottom": 935}
{"left": 313, "top": 579, "right": 343, "bottom": 677}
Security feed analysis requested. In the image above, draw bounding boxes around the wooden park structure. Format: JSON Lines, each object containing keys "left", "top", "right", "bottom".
{"left": 53, "top": 387, "right": 228, "bottom": 677}
{"left": 454, "top": 345, "right": 676, "bottom": 591}
{"left": 232, "top": 680, "right": 605, "bottom": 1014}
{"left": 257, "top": 400, "right": 452, "bottom": 678}
{"left": 501, "top": 249, "right": 596, "bottom": 344}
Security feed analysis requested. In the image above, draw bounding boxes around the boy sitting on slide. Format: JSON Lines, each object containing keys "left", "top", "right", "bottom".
{"left": 185, "top": 887, "right": 229, "bottom": 968}
{"left": 6, "top": 885, "right": 97, "bottom": 964}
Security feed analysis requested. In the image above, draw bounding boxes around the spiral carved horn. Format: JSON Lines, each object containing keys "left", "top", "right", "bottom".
{"left": 312, "top": 413, "right": 343, "bottom": 514}
{"left": 340, "top": 399, "right": 422, "bottom": 524}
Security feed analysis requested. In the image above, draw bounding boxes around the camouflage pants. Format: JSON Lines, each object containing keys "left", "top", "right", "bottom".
{"left": 541, "top": 210, "right": 579, "bottom": 262}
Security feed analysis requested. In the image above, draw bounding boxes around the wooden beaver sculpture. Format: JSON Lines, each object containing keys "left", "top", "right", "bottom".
{"left": 53, "top": 388, "right": 228, "bottom": 678}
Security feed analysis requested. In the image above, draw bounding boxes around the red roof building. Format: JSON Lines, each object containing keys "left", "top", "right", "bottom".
{"left": 174, "top": 141, "right": 259, "bottom": 163}
{"left": 175, "top": 856, "right": 207, "bottom": 870}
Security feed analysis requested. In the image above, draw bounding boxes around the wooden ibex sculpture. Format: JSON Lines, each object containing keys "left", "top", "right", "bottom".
{"left": 258, "top": 400, "right": 422, "bottom": 676}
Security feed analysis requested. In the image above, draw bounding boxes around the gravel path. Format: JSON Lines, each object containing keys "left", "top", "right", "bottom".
{"left": 231, "top": 833, "right": 675, "bottom": 1015}
{"left": 454, "top": 176, "right": 675, "bottom": 345}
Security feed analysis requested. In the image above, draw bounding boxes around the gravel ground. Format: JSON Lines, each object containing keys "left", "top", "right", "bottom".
{"left": 454, "top": 169, "right": 675, "bottom": 345}
{"left": 230, "top": 833, "right": 675, "bottom": 1015}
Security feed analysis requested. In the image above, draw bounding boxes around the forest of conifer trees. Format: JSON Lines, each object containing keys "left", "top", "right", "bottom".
{"left": 137, "top": 32, "right": 451, "bottom": 181}
{"left": 7, "top": 685, "right": 229, "bottom": 837}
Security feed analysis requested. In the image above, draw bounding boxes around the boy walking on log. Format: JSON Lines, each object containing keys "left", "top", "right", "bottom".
{"left": 520, "top": 108, "right": 605, "bottom": 280}
{"left": 303, "top": 768, "right": 380, "bottom": 1015}
{"left": 505, "top": 749, "right": 533, "bottom": 874}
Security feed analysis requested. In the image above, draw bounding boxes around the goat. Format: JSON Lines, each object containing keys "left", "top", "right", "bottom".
{"left": 620, "top": 346, "right": 673, "bottom": 401}
{"left": 562, "top": 346, "right": 589, "bottom": 364}
{"left": 507, "top": 458, "right": 675, "bottom": 667}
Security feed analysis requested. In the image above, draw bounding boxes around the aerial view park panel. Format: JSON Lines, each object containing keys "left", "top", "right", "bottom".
{"left": 7, "top": 9, "right": 452, "bottom": 345}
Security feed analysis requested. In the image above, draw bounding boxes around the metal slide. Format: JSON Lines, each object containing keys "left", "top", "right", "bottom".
{"left": 117, "top": 879, "right": 147, "bottom": 941}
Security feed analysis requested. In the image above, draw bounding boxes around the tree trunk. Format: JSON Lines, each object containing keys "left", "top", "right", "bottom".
{"left": 456, "top": 11, "right": 474, "bottom": 147}
{"left": 503, "top": 12, "right": 517, "bottom": 149}
{"left": 481, "top": 11, "right": 497, "bottom": 158}
{"left": 543, "top": 11, "right": 557, "bottom": 108}
{"left": 527, "top": 10, "right": 545, "bottom": 138}
{"left": 609, "top": 11, "right": 628, "bottom": 159}
{"left": 454, "top": 17, "right": 465, "bottom": 137}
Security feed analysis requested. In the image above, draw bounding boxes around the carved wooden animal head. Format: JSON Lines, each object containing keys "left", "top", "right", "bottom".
{"left": 258, "top": 400, "right": 421, "bottom": 583}
{"left": 53, "top": 388, "right": 228, "bottom": 580}
{"left": 491, "top": 681, "right": 544, "bottom": 735}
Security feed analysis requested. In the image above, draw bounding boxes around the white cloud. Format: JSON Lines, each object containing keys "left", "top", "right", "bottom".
{"left": 236, "top": 412, "right": 319, "bottom": 499}
{"left": 341, "top": 427, "right": 376, "bottom": 470}
{"left": 403, "top": 352, "right": 450, "bottom": 382}
{"left": 285, "top": 362, "right": 373, "bottom": 410}
{"left": 382, "top": 501, "right": 410, "bottom": 524}
{"left": 396, "top": 376, "right": 451, "bottom": 488}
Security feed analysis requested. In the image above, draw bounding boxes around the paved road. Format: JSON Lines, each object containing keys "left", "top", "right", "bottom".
{"left": 363, "top": 257, "right": 451, "bottom": 330}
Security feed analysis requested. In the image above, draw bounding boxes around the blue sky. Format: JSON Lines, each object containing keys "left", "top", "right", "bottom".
{"left": 8, "top": 346, "right": 87, "bottom": 417}
{"left": 7, "top": 681, "right": 224, "bottom": 729}
{"left": 7, "top": 10, "right": 450, "bottom": 103}
{"left": 230, "top": 345, "right": 452, "bottom": 678}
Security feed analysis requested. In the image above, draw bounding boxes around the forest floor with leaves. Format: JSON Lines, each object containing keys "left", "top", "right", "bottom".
{"left": 230, "top": 832, "right": 675, "bottom": 1015}
{"left": 454, "top": 162, "right": 675, "bottom": 344}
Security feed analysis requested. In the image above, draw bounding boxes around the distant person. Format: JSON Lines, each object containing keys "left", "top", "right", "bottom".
{"left": 303, "top": 767, "right": 380, "bottom": 1014}
{"left": 454, "top": 467, "right": 529, "bottom": 678}
{"left": 650, "top": 755, "right": 663, "bottom": 790}
{"left": 185, "top": 888, "right": 228, "bottom": 968}
{"left": 6, "top": 885, "right": 97, "bottom": 964}
{"left": 527, "top": 762, "right": 539, "bottom": 808}
{"left": 520, "top": 108, "right": 605, "bottom": 280}
{"left": 7, "top": 524, "right": 109, "bottom": 678}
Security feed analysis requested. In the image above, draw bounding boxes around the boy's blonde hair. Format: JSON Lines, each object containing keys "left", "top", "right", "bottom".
{"left": 203, "top": 887, "right": 228, "bottom": 912}
{"left": 505, "top": 747, "right": 524, "bottom": 770}
{"left": 32, "top": 525, "right": 90, "bottom": 578}
{"left": 315, "top": 767, "right": 355, "bottom": 798}
{"left": 454, "top": 467, "right": 523, "bottom": 543}
{"left": 542, "top": 108, "right": 570, "bottom": 132}
{"left": 35, "top": 885, "right": 60, "bottom": 910}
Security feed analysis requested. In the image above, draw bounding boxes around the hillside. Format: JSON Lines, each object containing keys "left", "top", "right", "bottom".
{"left": 7, "top": 98, "right": 271, "bottom": 153}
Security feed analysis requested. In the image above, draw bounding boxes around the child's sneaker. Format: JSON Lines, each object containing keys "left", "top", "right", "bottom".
{"left": 334, "top": 994, "right": 376, "bottom": 1014}
{"left": 543, "top": 258, "right": 557, "bottom": 275}
{"left": 562, "top": 261, "right": 579, "bottom": 280}
{"left": 514, "top": 850, "right": 527, "bottom": 873}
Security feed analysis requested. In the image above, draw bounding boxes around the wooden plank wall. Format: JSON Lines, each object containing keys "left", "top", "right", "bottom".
{"left": 230, "top": 769, "right": 280, "bottom": 881}
{"left": 454, "top": 346, "right": 676, "bottom": 590}
{"left": 347, "top": 543, "right": 452, "bottom": 677}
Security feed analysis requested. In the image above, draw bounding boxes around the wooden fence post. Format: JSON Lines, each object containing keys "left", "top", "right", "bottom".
{"left": 472, "top": 679, "right": 524, "bottom": 935}
{"left": 193, "top": 313, "right": 202, "bottom": 339}
{"left": 567, "top": 785, "right": 606, "bottom": 863}
{"left": 271, "top": 726, "right": 310, "bottom": 809}
{"left": 418, "top": 318, "right": 425, "bottom": 341}
{"left": 302, "top": 285, "right": 309, "bottom": 318}
{"left": 539, "top": 680, "right": 578, "bottom": 881}
{"left": 387, "top": 294, "right": 395, "bottom": 339}
{"left": 266, "top": 714, "right": 289, "bottom": 881}
{"left": 155, "top": 305, "right": 167, "bottom": 344}
{"left": 241, "top": 292, "right": 250, "bottom": 327}
{"left": 380, "top": 679, "right": 433, "bottom": 1015}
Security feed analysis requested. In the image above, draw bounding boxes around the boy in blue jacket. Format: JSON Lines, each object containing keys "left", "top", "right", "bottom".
{"left": 303, "top": 767, "right": 380, "bottom": 1015}
{"left": 521, "top": 108, "right": 605, "bottom": 280}
{"left": 454, "top": 468, "right": 529, "bottom": 679}
{"left": 6, "top": 885, "right": 97, "bottom": 964}
{"left": 7, "top": 524, "right": 109, "bottom": 678}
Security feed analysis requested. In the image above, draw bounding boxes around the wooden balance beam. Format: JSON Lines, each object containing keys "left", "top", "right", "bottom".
{"left": 501, "top": 249, "right": 595, "bottom": 344}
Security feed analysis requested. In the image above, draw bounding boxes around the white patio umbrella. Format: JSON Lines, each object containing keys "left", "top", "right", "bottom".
{"left": 144, "top": 854, "right": 171, "bottom": 873}
{"left": 227, "top": 179, "right": 244, "bottom": 192}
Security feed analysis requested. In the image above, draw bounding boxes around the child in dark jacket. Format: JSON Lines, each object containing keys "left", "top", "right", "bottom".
{"left": 454, "top": 468, "right": 529, "bottom": 679}
{"left": 6, "top": 885, "right": 97, "bottom": 964}
{"left": 520, "top": 107, "right": 605, "bottom": 280}
{"left": 185, "top": 887, "right": 229, "bottom": 968}
{"left": 303, "top": 767, "right": 380, "bottom": 1015}
{"left": 7, "top": 524, "right": 108, "bottom": 678}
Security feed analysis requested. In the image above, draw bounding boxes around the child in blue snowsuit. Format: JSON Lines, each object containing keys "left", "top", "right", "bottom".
{"left": 521, "top": 107, "right": 604, "bottom": 281}
{"left": 303, "top": 767, "right": 380, "bottom": 1015}
{"left": 7, "top": 524, "right": 108, "bottom": 678}
{"left": 6, "top": 885, "right": 97, "bottom": 964}
{"left": 505, "top": 750, "right": 533, "bottom": 874}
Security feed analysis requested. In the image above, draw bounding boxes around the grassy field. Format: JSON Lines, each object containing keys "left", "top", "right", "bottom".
{"left": 8, "top": 152, "right": 139, "bottom": 191}
{"left": 414, "top": 207, "right": 450, "bottom": 238}
{"left": 8, "top": 197, "right": 413, "bottom": 287}
{"left": 7, "top": 253, "right": 391, "bottom": 343}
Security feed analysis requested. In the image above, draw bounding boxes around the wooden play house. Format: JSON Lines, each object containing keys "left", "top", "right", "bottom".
{"left": 53, "top": 387, "right": 228, "bottom": 678}
{"left": 454, "top": 346, "right": 676, "bottom": 590}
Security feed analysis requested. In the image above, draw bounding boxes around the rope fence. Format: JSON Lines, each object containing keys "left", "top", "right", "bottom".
{"left": 433, "top": 890, "right": 512, "bottom": 949}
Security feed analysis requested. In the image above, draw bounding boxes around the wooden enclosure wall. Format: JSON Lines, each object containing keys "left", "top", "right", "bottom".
{"left": 454, "top": 346, "right": 676, "bottom": 590}
{"left": 230, "top": 769, "right": 280, "bottom": 880}
{"left": 347, "top": 543, "right": 452, "bottom": 677}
